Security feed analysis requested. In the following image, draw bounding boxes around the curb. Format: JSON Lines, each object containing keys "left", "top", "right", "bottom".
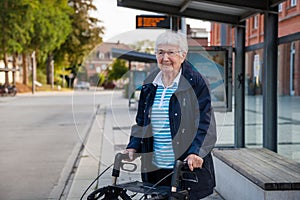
{"left": 48, "top": 106, "right": 98, "bottom": 200}
{"left": 63, "top": 105, "right": 106, "bottom": 200}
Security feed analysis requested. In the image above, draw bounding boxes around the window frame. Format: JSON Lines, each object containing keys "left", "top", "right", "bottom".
{"left": 278, "top": 3, "right": 283, "bottom": 12}
{"left": 291, "top": 0, "right": 297, "bottom": 7}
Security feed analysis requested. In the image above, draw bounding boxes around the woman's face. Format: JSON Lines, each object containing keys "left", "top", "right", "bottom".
{"left": 156, "top": 44, "right": 186, "bottom": 75}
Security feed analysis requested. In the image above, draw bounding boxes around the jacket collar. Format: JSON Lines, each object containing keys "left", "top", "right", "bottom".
{"left": 179, "top": 60, "right": 197, "bottom": 91}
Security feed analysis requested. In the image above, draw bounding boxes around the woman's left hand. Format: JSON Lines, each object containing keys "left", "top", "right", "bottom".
{"left": 184, "top": 154, "right": 204, "bottom": 171}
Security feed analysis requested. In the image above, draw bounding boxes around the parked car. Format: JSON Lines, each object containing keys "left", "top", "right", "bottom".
{"left": 74, "top": 81, "right": 90, "bottom": 90}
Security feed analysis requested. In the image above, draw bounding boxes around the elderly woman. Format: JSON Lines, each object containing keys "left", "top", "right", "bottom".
{"left": 124, "top": 31, "right": 217, "bottom": 199}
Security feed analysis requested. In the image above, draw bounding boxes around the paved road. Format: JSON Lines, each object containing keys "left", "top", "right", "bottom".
{"left": 0, "top": 91, "right": 112, "bottom": 200}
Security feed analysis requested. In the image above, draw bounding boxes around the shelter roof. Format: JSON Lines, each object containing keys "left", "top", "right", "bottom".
{"left": 111, "top": 48, "right": 156, "bottom": 63}
{"left": 117, "top": 0, "right": 285, "bottom": 25}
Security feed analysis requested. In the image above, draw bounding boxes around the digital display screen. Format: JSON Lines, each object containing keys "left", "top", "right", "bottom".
{"left": 136, "top": 15, "right": 170, "bottom": 29}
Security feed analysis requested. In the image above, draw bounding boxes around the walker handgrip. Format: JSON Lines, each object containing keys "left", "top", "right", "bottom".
{"left": 171, "top": 160, "right": 184, "bottom": 192}
{"left": 112, "top": 153, "right": 129, "bottom": 178}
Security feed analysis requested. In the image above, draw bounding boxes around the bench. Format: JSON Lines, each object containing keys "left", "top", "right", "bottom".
{"left": 212, "top": 148, "right": 300, "bottom": 200}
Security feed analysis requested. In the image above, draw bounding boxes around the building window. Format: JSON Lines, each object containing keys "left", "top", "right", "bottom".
{"left": 291, "top": 0, "right": 297, "bottom": 7}
{"left": 89, "top": 64, "right": 94, "bottom": 70}
{"left": 98, "top": 52, "right": 105, "bottom": 60}
{"left": 109, "top": 52, "right": 113, "bottom": 60}
{"left": 290, "top": 42, "right": 295, "bottom": 95}
{"left": 278, "top": 3, "right": 283, "bottom": 12}
{"left": 96, "top": 67, "right": 101, "bottom": 73}
{"left": 101, "top": 64, "right": 107, "bottom": 70}
{"left": 253, "top": 15, "right": 258, "bottom": 29}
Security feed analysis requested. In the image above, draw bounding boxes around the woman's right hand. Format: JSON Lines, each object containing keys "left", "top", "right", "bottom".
{"left": 122, "top": 148, "right": 137, "bottom": 161}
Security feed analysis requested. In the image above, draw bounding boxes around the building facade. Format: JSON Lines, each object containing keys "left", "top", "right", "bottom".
{"left": 210, "top": 0, "right": 300, "bottom": 96}
{"left": 81, "top": 42, "right": 133, "bottom": 87}
{"left": 187, "top": 25, "right": 209, "bottom": 47}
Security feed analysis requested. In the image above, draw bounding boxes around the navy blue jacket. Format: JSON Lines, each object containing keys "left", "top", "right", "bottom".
{"left": 127, "top": 60, "right": 217, "bottom": 198}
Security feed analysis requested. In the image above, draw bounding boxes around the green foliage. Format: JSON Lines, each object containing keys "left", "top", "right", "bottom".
{"left": 107, "top": 59, "right": 128, "bottom": 81}
{"left": 0, "top": 0, "right": 104, "bottom": 85}
{"left": 0, "top": 0, "right": 37, "bottom": 55}
{"left": 28, "top": 66, "right": 47, "bottom": 84}
{"left": 0, "top": 0, "right": 72, "bottom": 58}
{"left": 98, "top": 73, "right": 106, "bottom": 86}
{"left": 31, "top": 0, "right": 73, "bottom": 63}
{"left": 36, "top": 67, "right": 47, "bottom": 84}
{"left": 54, "top": 0, "right": 104, "bottom": 79}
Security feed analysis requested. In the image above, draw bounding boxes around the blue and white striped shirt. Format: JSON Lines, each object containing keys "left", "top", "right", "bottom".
{"left": 151, "top": 70, "right": 181, "bottom": 168}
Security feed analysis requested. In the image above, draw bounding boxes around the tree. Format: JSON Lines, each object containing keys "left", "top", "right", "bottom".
{"left": 0, "top": 0, "right": 103, "bottom": 87}
{"left": 29, "top": 0, "right": 72, "bottom": 84}
{"left": 0, "top": 0, "right": 37, "bottom": 84}
{"left": 107, "top": 59, "right": 128, "bottom": 81}
{"left": 54, "top": 0, "right": 104, "bottom": 87}
{"left": 0, "top": 0, "right": 73, "bottom": 85}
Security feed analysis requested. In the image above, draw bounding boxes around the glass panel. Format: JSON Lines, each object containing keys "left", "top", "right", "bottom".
{"left": 245, "top": 41, "right": 300, "bottom": 163}
{"left": 187, "top": 46, "right": 234, "bottom": 147}
{"left": 277, "top": 40, "right": 300, "bottom": 163}
{"left": 245, "top": 51, "right": 263, "bottom": 148}
{"left": 215, "top": 109, "right": 234, "bottom": 147}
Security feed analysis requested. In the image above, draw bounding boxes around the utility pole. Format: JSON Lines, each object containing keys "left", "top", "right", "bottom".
{"left": 31, "top": 52, "right": 36, "bottom": 94}
{"left": 51, "top": 60, "right": 54, "bottom": 89}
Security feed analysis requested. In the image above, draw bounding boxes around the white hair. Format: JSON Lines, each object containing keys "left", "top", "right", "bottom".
{"left": 155, "top": 31, "right": 188, "bottom": 53}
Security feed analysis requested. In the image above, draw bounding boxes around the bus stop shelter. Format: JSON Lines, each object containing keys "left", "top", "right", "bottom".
{"left": 117, "top": 0, "right": 285, "bottom": 153}
{"left": 111, "top": 48, "right": 156, "bottom": 69}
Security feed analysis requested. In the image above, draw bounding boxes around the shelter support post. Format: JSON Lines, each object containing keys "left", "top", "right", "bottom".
{"left": 234, "top": 22, "right": 246, "bottom": 148}
{"left": 171, "top": 16, "right": 180, "bottom": 31}
{"left": 263, "top": 7, "right": 278, "bottom": 152}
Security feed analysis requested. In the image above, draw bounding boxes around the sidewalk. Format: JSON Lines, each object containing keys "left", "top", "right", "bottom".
{"left": 64, "top": 92, "right": 224, "bottom": 200}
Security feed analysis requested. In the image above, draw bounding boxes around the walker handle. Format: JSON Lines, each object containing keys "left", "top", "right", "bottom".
{"left": 112, "top": 153, "right": 129, "bottom": 178}
{"left": 171, "top": 160, "right": 184, "bottom": 192}
{"left": 112, "top": 152, "right": 139, "bottom": 185}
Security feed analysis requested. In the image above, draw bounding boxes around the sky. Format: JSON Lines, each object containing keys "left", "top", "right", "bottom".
{"left": 94, "top": 0, "right": 211, "bottom": 44}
